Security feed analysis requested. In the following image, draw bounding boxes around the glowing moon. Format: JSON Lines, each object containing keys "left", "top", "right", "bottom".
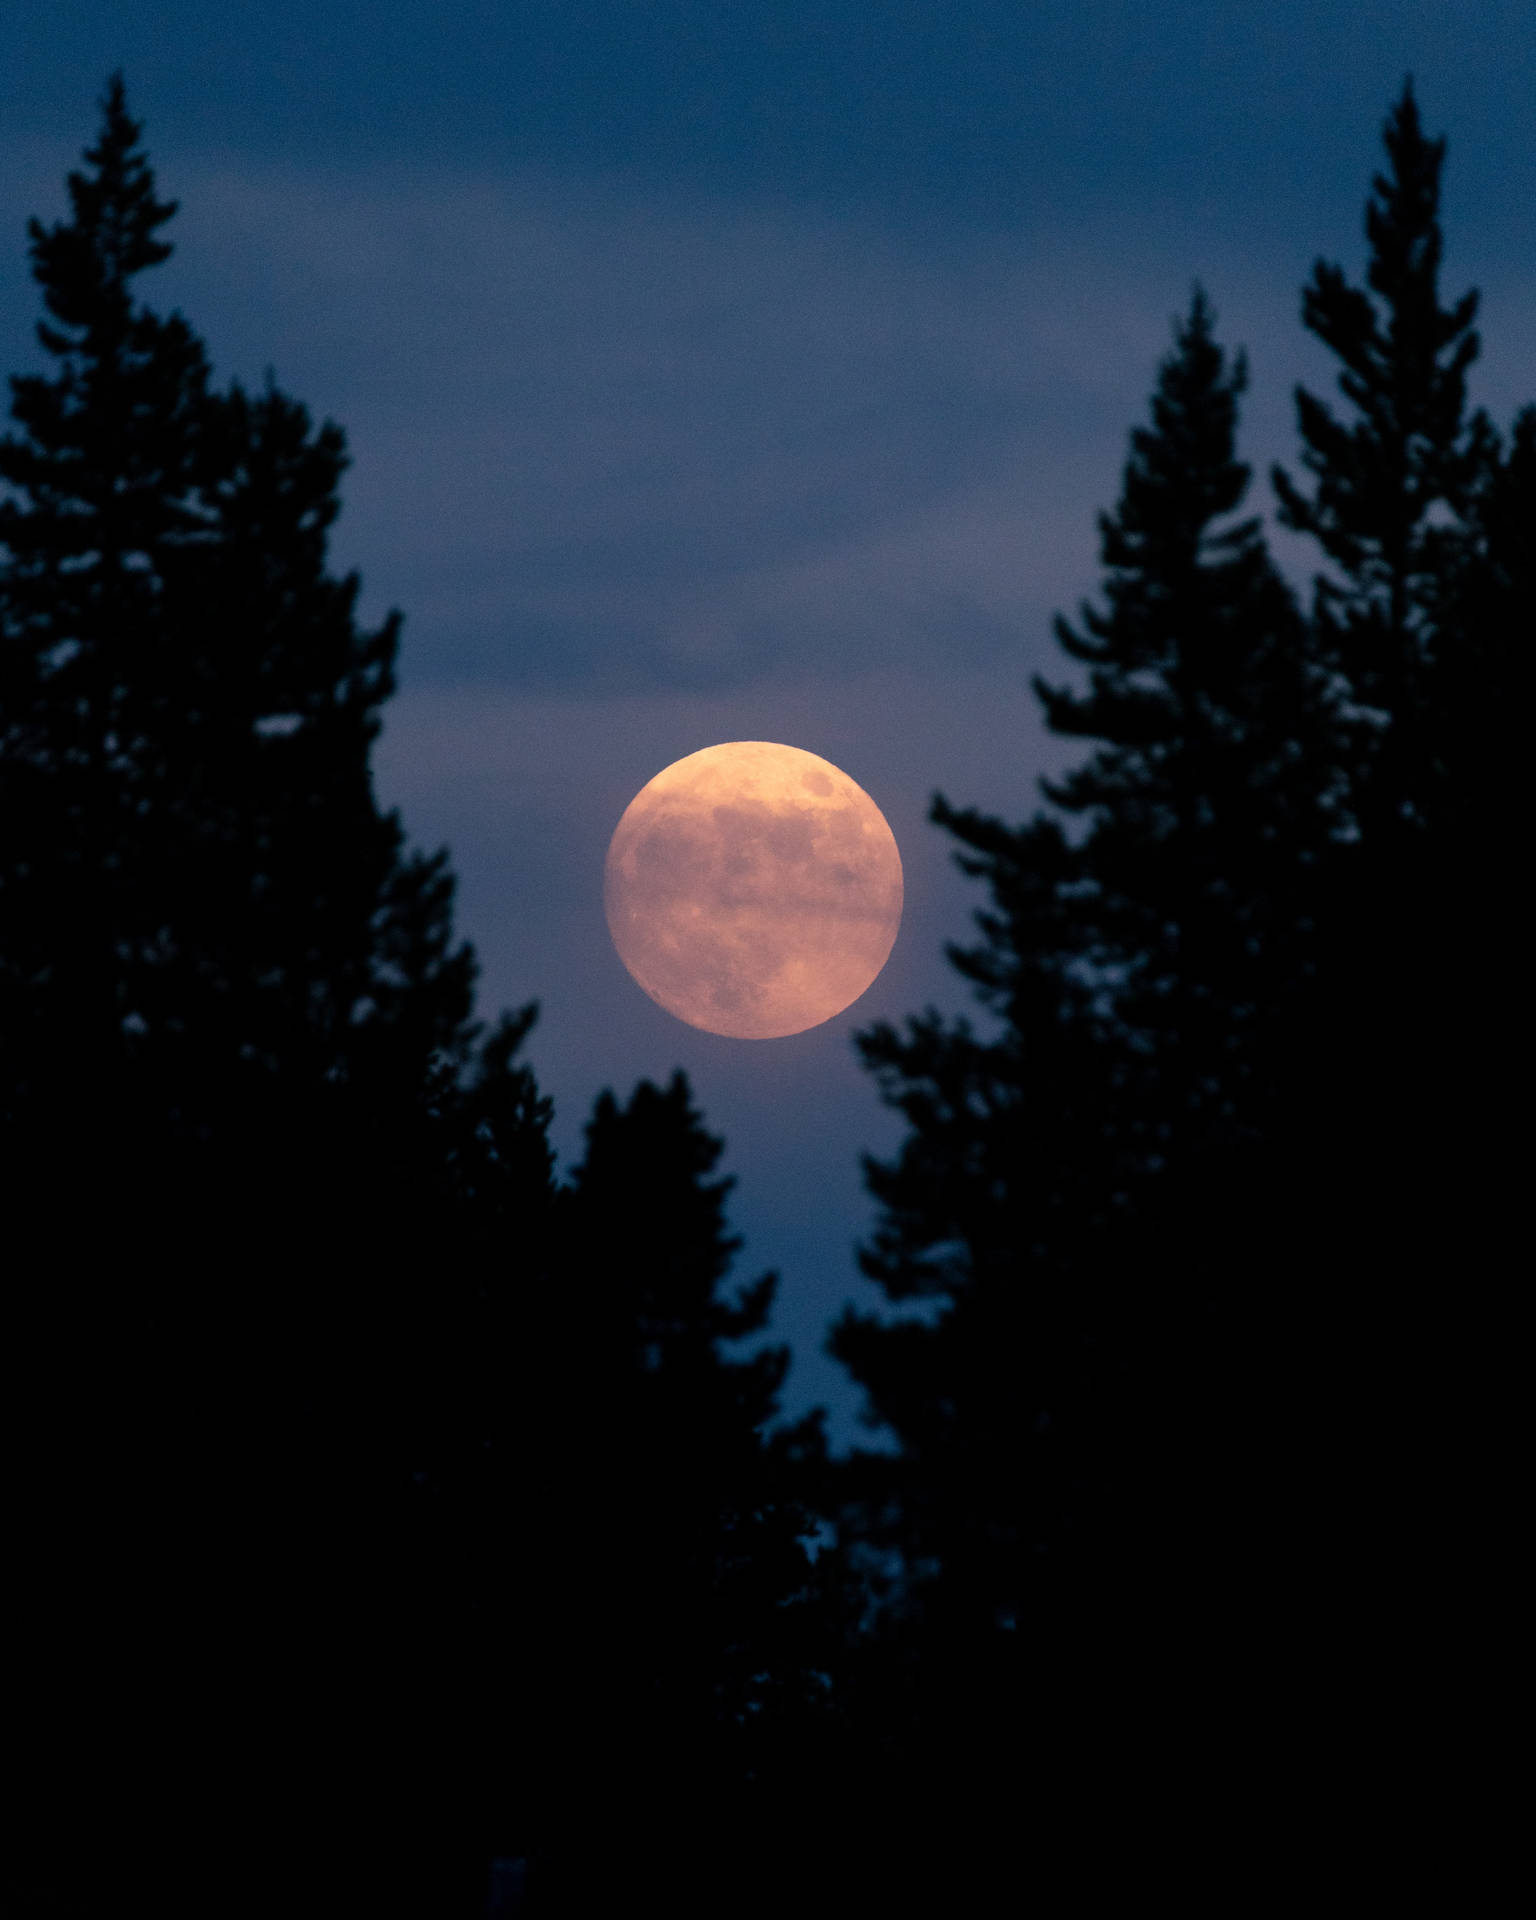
{"left": 604, "top": 741, "right": 903, "bottom": 1039}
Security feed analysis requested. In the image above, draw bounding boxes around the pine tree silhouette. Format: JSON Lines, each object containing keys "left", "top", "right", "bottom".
{"left": 1263, "top": 82, "right": 1502, "bottom": 1241}
{"left": 1260, "top": 82, "right": 1529, "bottom": 1849}
{"left": 830, "top": 87, "right": 1530, "bottom": 1895}
{"left": 1035, "top": 289, "right": 1340, "bottom": 1124}
{"left": 518, "top": 1073, "right": 833, "bottom": 1916}
{"left": 1265, "top": 78, "right": 1521, "bottom": 1180}
{"left": 0, "top": 80, "right": 527, "bottom": 1918}
{"left": 821, "top": 286, "right": 1353, "bottom": 1897}
{"left": 0, "top": 76, "right": 477, "bottom": 1234}
{"left": 1272, "top": 79, "right": 1488, "bottom": 841}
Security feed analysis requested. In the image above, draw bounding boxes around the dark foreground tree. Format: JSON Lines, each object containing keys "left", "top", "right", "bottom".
{"left": 0, "top": 81, "right": 519, "bottom": 1919}
{"left": 2, "top": 85, "right": 849, "bottom": 1920}
{"left": 512, "top": 1074, "right": 836, "bottom": 1917}
{"left": 0, "top": 75, "right": 477, "bottom": 1232}
{"left": 1266, "top": 76, "right": 1522, "bottom": 1218}
{"left": 823, "top": 284, "right": 1344, "bottom": 1898}
{"left": 831, "top": 83, "right": 1527, "bottom": 1894}
{"left": 1262, "top": 77, "right": 1528, "bottom": 1813}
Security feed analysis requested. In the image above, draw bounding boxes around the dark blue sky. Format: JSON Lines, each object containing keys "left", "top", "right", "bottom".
{"left": 4, "top": 4, "right": 1532, "bottom": 1439}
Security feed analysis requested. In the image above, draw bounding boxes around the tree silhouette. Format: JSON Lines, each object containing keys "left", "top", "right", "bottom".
{"left": 0, "top": 76, "right": 477, "bottom": 1230}
{"left": 1264, "top": 82, "right": 1504, "bottom": 1221}
{"left": 830, "top": 83, "right": 1530, "bottom": 1891}
{"left": 516, "top": 1072, "right": 833, "bottom": 1915}
{"left": 0, "top": 86, "right": 846, "bottom": 1918}
{"left": 821, "top": 285, "right": 1346, "bottom": 1895}
{"left": 1273, "top": 78, "right": 1489, "bottom": 842}
{"left": 0, "top": 79, "right": 520, "bottom": 1918}
{"left": 1261, "top": 78, "right": 1528, "bottom": 1825}
{"left": 1266, "top": 77, "right": 1522, "bottom": 1171}
{"left": 1034, "top": 288, "right": 1340, "bottom": 1134}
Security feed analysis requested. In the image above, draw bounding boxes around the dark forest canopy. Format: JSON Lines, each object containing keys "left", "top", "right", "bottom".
{"left": 2, "top": 76, "right": 1523, "bottom": 1917}
{"left": 832, "top": 74, "right": 1527, "bottom": 1901}
{"left": 0, "top": 79, "right": 827, "bottom": 1920}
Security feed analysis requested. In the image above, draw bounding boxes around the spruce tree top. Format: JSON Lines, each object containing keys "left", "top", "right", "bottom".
{"left": 0, "top": 76, "right": 209, "bottom": 637}
{"left": 1271, "top": 79, "right": 1485, "bottom": 678}
{"left": 1, "top": 77, "right": 476, "bottom": 1156}
{"left": 1271, "top": 78, "right": 1500, "bottom": 847}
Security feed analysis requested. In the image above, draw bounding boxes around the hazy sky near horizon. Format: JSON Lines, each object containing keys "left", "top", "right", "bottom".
{"left": 4, "top": 4, "right": 1532, "bottom": 1441}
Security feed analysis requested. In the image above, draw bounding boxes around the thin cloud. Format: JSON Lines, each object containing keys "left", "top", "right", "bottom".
{"left": 5, "top": 146, "right": 1527, "bottom": 701}
{"left": 94, "top": 161, "right": 1297, "bottom": 691}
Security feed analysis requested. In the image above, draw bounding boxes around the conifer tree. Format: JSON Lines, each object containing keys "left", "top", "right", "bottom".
{"left": 1266, "top": 79, "right": 1525, "bottom": 1118}
{"left": 0, "top": 80, "right": 516, "bottom": 1919}
{"left": 1267, "top": 83, "right": 1522, "bottom": 1258}
{"left": 519, "top": 1073, "right": 833, "bottom": 1913}
{"left": 0, "top": 75, "right": 477, "bottom": 1243}
{"left": 827, "top": 289, "right": 1353, "bottom": 1890}
{"left": 1271, "top": 78, "right": 1490, "bottom": 845}
{"left": 836, "top": 285, "right": 1335, "bottom": 1583}
{"left": 292, "top": 1008, "right": 562, "bottom": 1920}
{"left": 1263, "top": 83, "right": 1504, "bottom": 1224}
{"left": 1261, "top": 86, "right": 1529, "bottom": 1817}
{"left": 1033, "top": 287, "right": 1341, "bottom": 1149}
{"left": 831, "top": 86, "right": 1529, "bottom": 1889}
{"left": 1250, "top": 88, "right": 1527, "bottom": 1454}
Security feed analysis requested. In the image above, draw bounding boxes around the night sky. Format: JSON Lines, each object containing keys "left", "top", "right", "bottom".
{"left": 4, "top": 4, "right": 1531, "bottom": 1442}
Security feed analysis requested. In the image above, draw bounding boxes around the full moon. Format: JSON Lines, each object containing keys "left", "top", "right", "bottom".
{"left": 604, "top": 741, "right": 904, "bottom": 1039}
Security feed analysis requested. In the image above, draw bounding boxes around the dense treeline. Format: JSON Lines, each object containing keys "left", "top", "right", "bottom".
{"left": 830, "top": 79, "right": 1526, "bottom": 1898}
{"left": 2, "top": 78, "right": 1520, "bottom": 1916}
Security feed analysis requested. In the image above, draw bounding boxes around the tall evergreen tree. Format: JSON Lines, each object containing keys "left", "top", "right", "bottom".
{"left": 0, "top": 86, "right": 849, "bottom": 1918}
{"left": 1266, "top": 79, "right": 1521, "bottom": 1147}
{"left": 1265, "top": 81, "right": 1503, "bottom": 1220}
{"left": 827, "top": 289, "right": 1355, "bottom": 1891}
{"left": 0, "top": 81, "right": 506, "bottom": 1918}
{"left": 1271, "top": 78, "right": 1490, "bottom": 844}
{"left": 0, "top": 76, "right": 477, "bottom": 1231}
{"left": 346, "top": 1005, "right": 561, "bottom": 1920}
{"left": 832, "top": 85, "right": 1528, "bottom": 1892}
{"left": 1034, "top": 286, "right": 1341, "bottom": 1148}
{"left": 518, "top": 1073, "right": 833, "bottom": 1915}
{"left": 1263, "top": 84, "right": 1528, "bottom": 1835}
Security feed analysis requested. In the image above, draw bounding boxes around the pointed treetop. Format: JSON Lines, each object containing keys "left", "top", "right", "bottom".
{"left": 1367, "top": 77, "right": 1446, "bottom": 302}
{"left": 29, "top": 74, "right": 178, "bottom": 339}
{"left": 1272, "top": 79, "right": 1483, "bottom": 615}
{"left": 1035, "top": 283, "right": 1262, "bottom": 724}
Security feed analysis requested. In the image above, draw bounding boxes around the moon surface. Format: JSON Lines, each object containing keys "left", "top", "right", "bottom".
{"left": 605, "top": 741, "right": 904, "bottom": 1039}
